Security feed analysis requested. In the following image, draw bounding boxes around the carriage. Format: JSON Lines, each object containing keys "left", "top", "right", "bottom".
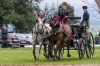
{"left": 57, "top": 17, "right": 95, "bottom": 59}
{"left": 43, "top": 17, "right": 95, "bottom": 60}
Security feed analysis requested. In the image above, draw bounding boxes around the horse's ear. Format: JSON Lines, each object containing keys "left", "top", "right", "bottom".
{"left": 37, "top": 13, "right": 40, "bottom": 17}
{"left": 43, "top": 19, "right": 46, "bottom": 23}
{"left": 43, "top": 13, "right": 45, "bottom": 17}
{"left": 51, "top": 17, "right": 53, "bottom": 21}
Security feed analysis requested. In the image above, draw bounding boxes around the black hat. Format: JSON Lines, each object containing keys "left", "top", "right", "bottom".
{"left": 62, "top": 2, "right": 67, "bottom": 6}
{"left": 82, "top": 6, "right": 88, "bottom": 9}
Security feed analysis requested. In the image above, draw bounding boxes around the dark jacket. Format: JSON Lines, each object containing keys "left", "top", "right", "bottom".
{"left": 82, "top": 11, "right": 89, "bottom": 23}
{"left": 1, "top": 28, "right": 8, "bottom": 40}
{"left": 1, "top": 28, "right": 8, "bottom": 34}
{"left": 58, "top": 8, "right": 70, "bottom": 24}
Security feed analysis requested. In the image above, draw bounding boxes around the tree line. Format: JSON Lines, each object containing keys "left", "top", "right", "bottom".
{"left": 0, "top": 0, "right": 75, "bottom": 33}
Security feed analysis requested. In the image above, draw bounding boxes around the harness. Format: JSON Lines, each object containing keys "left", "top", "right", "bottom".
{"left": 34, "top": 24, "right": 44, "bottom": 34}
{"left": 33, "top": 24, "right": 51, "bottom": 44}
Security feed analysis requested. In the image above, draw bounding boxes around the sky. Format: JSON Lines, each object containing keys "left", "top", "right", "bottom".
{"left": 39, "top": 0, "right": 99, "bottom": 21}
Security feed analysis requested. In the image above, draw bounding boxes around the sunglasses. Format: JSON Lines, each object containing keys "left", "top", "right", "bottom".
{"left": 62, "top": 4, "right": 67, "bottom": 5}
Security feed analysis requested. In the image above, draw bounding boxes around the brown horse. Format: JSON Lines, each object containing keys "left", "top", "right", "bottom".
{"left": 48, "top": 16, "right": 72, "bottom": 61}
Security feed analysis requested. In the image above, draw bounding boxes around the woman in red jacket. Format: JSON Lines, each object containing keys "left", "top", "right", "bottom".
{"left": 58, "top": 2, "right": 70, "bottom": 24}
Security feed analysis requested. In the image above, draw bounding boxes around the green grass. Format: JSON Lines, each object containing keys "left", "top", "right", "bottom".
{"left": 0, "top": 47, "right": 100, "bottom": 65}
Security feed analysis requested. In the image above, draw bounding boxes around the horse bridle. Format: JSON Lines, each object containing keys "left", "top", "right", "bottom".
{"left": 34, "top": 24, "right": 44, "bottom": 34}
{"left": 34, "top": 24, "right": 51, "bottom": 44}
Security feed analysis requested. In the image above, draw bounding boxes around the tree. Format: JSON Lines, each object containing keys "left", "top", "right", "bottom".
{"left": 41, "top": 3, "right": 57, "bottom": 23}
{"left": 0, "top": 0, "right": 43, "bottom": 33}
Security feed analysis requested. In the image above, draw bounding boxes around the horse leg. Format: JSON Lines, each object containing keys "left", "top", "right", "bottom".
{"left": 43, "top": 43, "right": 47, "bottom": 59}
{"left": 58, "top": 45, "right": 61, "bottom": 61}
{"left": 47, "top": 42, "right": 54, "bottom": 61}
{"left": 37, "top": 41, "right": 43, "bottom": 62}
{"left": 48, "top": 44, "right": 54, "bottom": 58}
{"left": 67, "top": 40, "right": 71, "bottom": 57}
{"left": 32, "top": 41, "right": 37, "bottom": 61}
{"left": 47, "top": 44, "right": 51, "bottom": 60}
{"left": 42, "top": 39, "right": 47, "bottom": 59}
{"left": 54, "top": 41, "right": 61, "bottom": 61}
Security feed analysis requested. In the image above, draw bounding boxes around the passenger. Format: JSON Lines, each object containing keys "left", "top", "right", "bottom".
{"left": 81, "top": 6, "right": 90, "bottom": 28}
{"left": 97, "top": 30, "right": 100, "bottom": 44}
{"left": 73, "top": 6, "right": 90, "bottom": 37}
{"left": 1, "top": 24, "right": 8, "bottom": 48}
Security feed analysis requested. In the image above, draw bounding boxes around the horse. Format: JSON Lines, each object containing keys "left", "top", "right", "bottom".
{"left": 48, "top": 16, "right": 72, "bottom": 61}
{"left": 32, "top": 13, "right": 51, "bottom": 62}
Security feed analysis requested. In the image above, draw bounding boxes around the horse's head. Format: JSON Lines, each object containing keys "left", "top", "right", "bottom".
{"left": 50, "top": 16, "right": 60, "bottom": 35}
{"left": 35, "top": 13, "right": 46, "bottom": 33}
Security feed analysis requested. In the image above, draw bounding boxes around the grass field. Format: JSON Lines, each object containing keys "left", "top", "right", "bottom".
{"left": 0, "top": 47, "right": 100, "bottom": 66}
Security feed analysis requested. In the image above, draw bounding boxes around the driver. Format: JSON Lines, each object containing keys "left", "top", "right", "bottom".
{"left": 58, "top": 2, "right": 70, "bottom": 24}
{"left": 58, "top": 2, "right": 70, "bottom": 35}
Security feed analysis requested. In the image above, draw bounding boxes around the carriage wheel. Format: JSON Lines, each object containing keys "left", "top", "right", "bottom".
{"left": 78, "top": 38, "right": 85, "bottom": 59}
{"left": 86, "top": 32, "right": 94, "bottom": 58}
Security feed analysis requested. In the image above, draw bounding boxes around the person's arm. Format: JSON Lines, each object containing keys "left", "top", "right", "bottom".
{"left": 1, "top": 28, "right": 3, "bottom": 34}
{"left": 82, "top": 12, "right": 90, "bottom": 23}
{"left": 67, "top": 10, "right": 70, "bottom": 16}
{"left": 82, "top": 13, "right": 87, "bottom": 23}
{"left": 5, "top": 29, "right": 8, "bottom": 34}
{"left": 86, "top": 12, "right": 89, "bottom": 22}
{"left": 65, "top": 10, "right": 70, "bottom": 18}
{"left": 6, "top": 29, "right": 8, "bottom": 33}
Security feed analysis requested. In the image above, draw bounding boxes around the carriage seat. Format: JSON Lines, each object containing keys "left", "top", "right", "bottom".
{"left": 69, "top": 24, "right": 82, "bottom": 38}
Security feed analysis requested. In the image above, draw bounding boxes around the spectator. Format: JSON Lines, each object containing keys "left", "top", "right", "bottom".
{"left": 97, "top": 30, "right": 100, "bottom": 44}
{"left": 1, "top": 24, "right": 8, "bottom": 48}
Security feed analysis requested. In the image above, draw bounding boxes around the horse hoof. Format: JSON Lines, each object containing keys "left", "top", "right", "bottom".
{"left": 43, "top": 53, "right": 47, "bottom": 57}
{"left": 36, "top": 59, "right": 39, "bottom": 62}
{"left": 51, "top": 55, "right": 55, "bottom": 58}
{"left": 67, "top": 54, "right": 71, "bottom": 57}
{"left": 46, "top": 58, "right": 49, "bottom": 60}
{"left": 52, "top": 59, "right": 55, "bottom": 62}
{"left": 36, "top": 60, "right": 39, "bottom": 62}
{"left": 46, "top": 57, "right": 50, "bottom": 61}
{"left": 58, "top": 60, "right": 60, "bottom": 62}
